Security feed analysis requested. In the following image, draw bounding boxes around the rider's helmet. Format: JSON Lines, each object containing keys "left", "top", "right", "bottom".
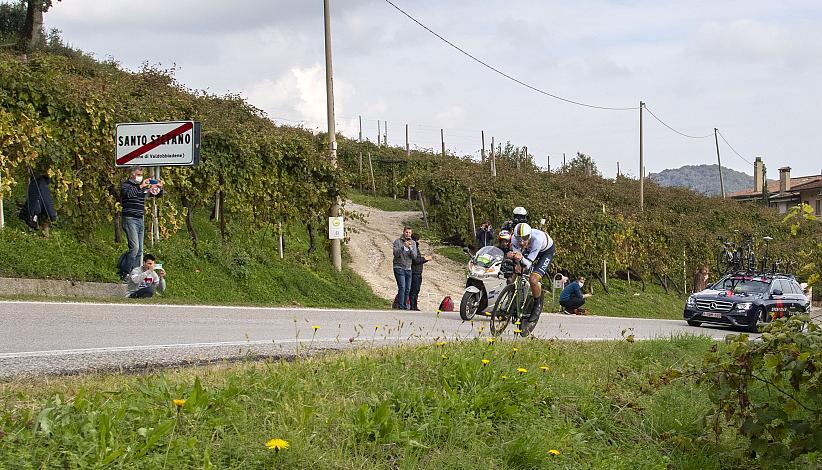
{"left": 513, "top": 223, "right": 532, "bottom": 241}
{"left": 497, "top": 230, "right": 511, "bottom": 242}
{"left": 512, "top": 207, "right": 528, "bottom": 225}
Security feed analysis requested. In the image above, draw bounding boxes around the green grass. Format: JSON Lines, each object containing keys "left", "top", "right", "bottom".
{"left": 348, "top": 191, "right": 419, "bottom": 212}
{"left": 435, "top": 246, "right": 471, "bottom": 264}
{"left": 550, "top": 278, "right": 686, "bottom": 320}
{"left": 0, "top": 210, "right": 386, "bottom": 309}
{"left": 1, "top": 336, "right": 786, "bottom": 469}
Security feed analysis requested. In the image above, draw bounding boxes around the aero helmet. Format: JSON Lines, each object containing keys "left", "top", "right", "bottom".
{"left": 497, "top": 230, "right": 512, "bottom": 241}
{"left": 513, "top": 223, "right": 532, "bottom": 240}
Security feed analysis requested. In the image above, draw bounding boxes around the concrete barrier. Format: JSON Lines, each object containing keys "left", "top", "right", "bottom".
{"left": 0, "top": 277, "right": 125, "bottom": 298}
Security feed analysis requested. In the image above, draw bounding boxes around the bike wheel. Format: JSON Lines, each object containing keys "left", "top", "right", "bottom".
{"left": 490, "top": 284, "right": 516, "bottom": 336}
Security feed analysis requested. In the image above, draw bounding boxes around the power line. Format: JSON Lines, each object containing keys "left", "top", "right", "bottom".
{"left": 716, "top": 130, "right": 753, "bottom": 165}
{"left": 643, "top": 105, "right": 712, "bottom": 139}
{"left": 382, "top": 0, "right": 638, "bottom": 112}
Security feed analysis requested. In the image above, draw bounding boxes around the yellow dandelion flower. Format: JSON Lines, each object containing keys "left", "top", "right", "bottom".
{"left": 484, "top": 311, "right": 491, "bottom": 316}
{"left": 436, "top": 341, "right": 447, "bottom": 347}
{"left": 312, "top": 325, "right": 320, "bottom": 331}
{"left": 500, "top": 375, "right": 508, "bottom": 379}
{"left": 514, "top": 321, "right": 521, "bottom": 325}
{"left": 441, "top": 354, "right": 448, "bottom": 359}
{"left": 548, "top": 449, "right": 561, "bottom": 456}
{"left": 487, "top": 338, "right": 496, "bottom": 344}
{"left": 374, "top": 325, "right": 380, "bottom": 330}
{"left": 172, "top": 399, "right": 186, "bottom": 408}
{"left": 513, "top": 329, "right": 522, "bottom": 334}
{"left": 540, "top": 365, "right": 550, "bottom": 372}
{"left": 517, "top": 367, "right": 528, "bottom": 374}
{"left": 265, "top": 438, "right": 290, "bottom": 451}
{"left": 512, "top": 347, "right": 519, "bottom": 353}
{"left": 481, "top": 358, "right": 490, "bottom": 365}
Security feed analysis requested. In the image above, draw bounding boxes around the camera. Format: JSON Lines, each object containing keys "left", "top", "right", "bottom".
{"left": 154, "top": 263, "right": 163, "bottom": 271}
{"left": 149, "top": 179, "right": 158, "bottom": 185}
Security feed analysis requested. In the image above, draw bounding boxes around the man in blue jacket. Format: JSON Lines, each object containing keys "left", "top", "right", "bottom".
{"left": 559, "top": 275, "right": 592, "bottom": 315}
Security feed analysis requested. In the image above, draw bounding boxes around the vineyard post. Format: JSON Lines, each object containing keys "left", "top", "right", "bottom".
{"left": 490, "top": 136, "right": 497, "bottom": 177}
{"left": 367, "top": 151, "right": 376, "bottom": 194}
{"left": 440, "top": 129, "right": 445, "bottom": 158}
{"left": 377, "top": 120, "right": 381, "bottom": 147}
{"left": 563, "top": 153, "right": 566, "bottom": 168}
{"left": 481, "top": 130, "right": 486, "bottom": 164}
{"left": 714, "top": 128, "right": 726, "bottom": 198}
{"left": 468, "top": 187, "right": 476, "bottom": 242}
{"left": 683, "top": 249, "right": 687, "bottom": 294}
{"left": 359, "top": 116, "right": 363, "bottom": 191}
{"left": 639, "top": 101, "right": 645, "bottom": 211}
{"left": 0, "top": 156, "right": 4, "bottom": 229}
{"left": 214, "top": 191, "right": 220, "bottom": 223}
{"left": 323, "top": 0, "right": 342, "bottom": 271}
{"left": 278, "top": 221, "right": 284, "bottom": 259}
{"left": 547, "top": 155, "right": 551, "bottom": 173}
{"left": 418, "top": 191, "right": 429, "bottom": 229}
{"left": 384, "top": 120, "right": 388, "bottom": 146}
{"left": 617, "top": 161, "right": 620, "bottom": 177}
{"left": 358, "top": 115, "right": 362, "bottom": 142}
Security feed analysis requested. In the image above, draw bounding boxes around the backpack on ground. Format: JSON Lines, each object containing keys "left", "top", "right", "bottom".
{"left": 438, "top": 295, "right": 454, "bottom": 312}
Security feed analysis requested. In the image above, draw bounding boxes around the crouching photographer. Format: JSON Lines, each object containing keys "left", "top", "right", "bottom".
{"left": 125, "top": 254, "right": 166, "bottom": 299}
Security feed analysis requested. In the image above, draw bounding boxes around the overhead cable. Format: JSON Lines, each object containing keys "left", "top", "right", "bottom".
{"left": 383, "top": 0, "right": 638, "bottom": 111}
{"left": 716, "top": 130, "right": 753, "bottom": 165}
{"left": 643, "top": 105, "right": 712, "bottom": 139}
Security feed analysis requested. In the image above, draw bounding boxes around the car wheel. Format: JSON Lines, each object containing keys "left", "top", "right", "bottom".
{"left": 687, "top": 320, "right": 701, "bottom": 327}
{"left": 746, "top": 308, "right": 766, "bottom": 333}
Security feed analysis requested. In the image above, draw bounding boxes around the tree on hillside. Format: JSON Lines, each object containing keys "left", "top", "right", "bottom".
{"left": 18, "top": 0, "right": 60, "bottom": 50}
{"left": 561, "top": 152, "right": 600, "bottom": 177}
{"left": 0, "top": 1, "right": 26, "bottom": 43}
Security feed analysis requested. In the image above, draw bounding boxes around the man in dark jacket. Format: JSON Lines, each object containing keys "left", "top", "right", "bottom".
{"left": 121, "top": 166, "right": 164, "bottom": 275}
{"left": 392, "top": 226, "right": 418, "bottom": 310}
{"left": 20, "top": 173, "right": 57, "bottom": 236}
{"left": 474, "top": 221, "right": 495, "bottom": 249}
{"left": 559, "top": 275, "right": 592, "bottom": 315}
{"left": 409, "top": 233, "right": 433, "bottom": 311}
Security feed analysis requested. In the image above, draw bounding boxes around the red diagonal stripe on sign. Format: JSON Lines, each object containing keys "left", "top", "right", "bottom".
{"left": 116, "top": 122, "right": 193, "bottom": 165}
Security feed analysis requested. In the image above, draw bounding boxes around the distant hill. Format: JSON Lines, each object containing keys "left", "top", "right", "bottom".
{"left": 650, "top": 164, "right": 753, "bottom": 196}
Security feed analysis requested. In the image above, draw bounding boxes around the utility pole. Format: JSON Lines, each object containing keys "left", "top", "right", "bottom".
{"left": 377, "top": 120, "right": 381, "bottom": 147}
{"left": 440, "top": 129, "right": 446, "bottom": 158}
{"left": 617, "top": 161, "right": 620, "bottom": 177}
{"left": 639, "top": 101, "right": 645, "bottom": 211}
{"left": 563, "top": 152, "right": 566, "bottom": 168}
{"left": 490, "top": 136, "right": 497, "bottom": 177}
{"left": 358, "top": 115, "right": 362, "bottom": 142}
{"left": 323, "top": 0, "right": 341, "bottom": 271}
{"left": 481, "top": 130, "right": 486, "bottom": 163}
{"left": 714, "top": 128, "right": 726, "bottom": 198}
{"left": 547, "top": 155, "right": 551, "bottom": 173}
{"left": 384, "top": 120, "right": 388, "bottom": 146}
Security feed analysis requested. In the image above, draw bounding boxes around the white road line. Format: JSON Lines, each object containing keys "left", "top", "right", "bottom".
{"left": 0, "top": 300, "right": 397, "bottom": 313}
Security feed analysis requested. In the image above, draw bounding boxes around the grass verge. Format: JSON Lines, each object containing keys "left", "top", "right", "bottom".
{"left": 0, "top": 336, "right": 779, "bottom": 469}
{"left": 0, "top": 210, "right": 386, "bottom": 309}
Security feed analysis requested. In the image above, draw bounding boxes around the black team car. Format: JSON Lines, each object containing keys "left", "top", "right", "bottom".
{"left": 684, "top": 272, "right": 810, "bottom": 333}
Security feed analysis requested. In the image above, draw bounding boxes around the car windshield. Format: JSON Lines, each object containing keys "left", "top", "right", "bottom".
{"left": 715, "top": 277, "right": 770, "bottom": 295}
{"left": 473, "top": 246, "right": 504, "bottom": 267}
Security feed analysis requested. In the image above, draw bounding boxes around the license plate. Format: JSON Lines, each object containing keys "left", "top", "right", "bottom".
{"left": 703, "top": 312, "right": 722, "bottom": 318}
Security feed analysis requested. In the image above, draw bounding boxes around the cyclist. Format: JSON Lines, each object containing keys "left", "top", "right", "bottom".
{"left": 509, "top": 222, "right": 555, "bottom": 333}
{"left": 500, "top": 206, "right": 528, "bottom": 233}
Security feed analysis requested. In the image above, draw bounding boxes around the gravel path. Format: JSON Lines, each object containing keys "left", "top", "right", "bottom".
{"left": 346, "top": 202, "right": 465, "bottom": 311}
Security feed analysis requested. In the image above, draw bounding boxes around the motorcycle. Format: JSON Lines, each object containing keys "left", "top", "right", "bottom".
{"left": 459, "top": 246, "right": 508, "bottom": 321}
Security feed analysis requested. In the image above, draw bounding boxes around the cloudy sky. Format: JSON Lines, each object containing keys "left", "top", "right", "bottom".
{"left": 39, "top": 0, "right": 822, "bottom": 178}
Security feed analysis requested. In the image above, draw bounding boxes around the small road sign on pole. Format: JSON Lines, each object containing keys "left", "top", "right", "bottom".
{"left": 115, "top": 121, "right": 201, "bottom": 167}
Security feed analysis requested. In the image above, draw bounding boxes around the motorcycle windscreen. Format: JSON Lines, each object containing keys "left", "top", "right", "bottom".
{"left": 474, "top": 246, "right": 504, "bottom": 268}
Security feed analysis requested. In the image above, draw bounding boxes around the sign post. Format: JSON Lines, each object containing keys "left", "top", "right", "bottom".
{"left": 328, "top": 216, "right": 344, "bottom": 240}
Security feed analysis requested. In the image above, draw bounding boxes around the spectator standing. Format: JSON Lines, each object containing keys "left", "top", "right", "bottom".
{"left": 409, "top": 233, "right": 433, "bottom": 311}
{"left": 392, "top": 226, "right": 418, "bottom": 310}
{"left": 125, "top": 254, "right": 166, "bottom": 298}
{"left": 559, "top": 275, "right": 592, "bottom": 315}
{"left": 692, "top": 266, "right": 709, "bottom": 292}
{"left": 474, "top": 221, "right": 495, "bottom": 249}
{"left": 120, "top": 166, "right": 163, "bottom": 277}
{"left": 20, "top": 172, "right": 57, "bottom": 237}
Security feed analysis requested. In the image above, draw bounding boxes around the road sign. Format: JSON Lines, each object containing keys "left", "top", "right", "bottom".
{"left": 115, "top": 121, "right": 201, "bottom": 167}
{"left": 328, "top": 216, "right": 344, "bottom": 240}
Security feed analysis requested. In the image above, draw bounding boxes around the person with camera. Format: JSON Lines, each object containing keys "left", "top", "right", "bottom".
{"left": 500, "top": 206, "right": 528, "bottom": 233}
{"left": 474, "top": 221, "right": 495, "bottom": 249}
{"left": 559, "top": 275, "right": 592, "bottom": 315}
{"left": 120, "top": 166, "right": 164, "bottom": 278}
{"left": 125, "top": 254, "right": 166, "bottom": 298}
{"left": 392, "top": 226, "right": 419, "bottom": 310}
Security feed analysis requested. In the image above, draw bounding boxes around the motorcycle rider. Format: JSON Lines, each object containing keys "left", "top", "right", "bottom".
{"left": 508, "top": 223, "right": 555, "bottom": 333}
{"left": 500, "top": 206, "right": 528, "bottom": 234}
{"left": 496, "top": 230, "right": 513, "bottom": 256}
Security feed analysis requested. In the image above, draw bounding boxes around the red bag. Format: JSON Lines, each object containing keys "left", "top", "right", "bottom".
{"left": 438, "top": 295, "right": 454, "bottom": 312}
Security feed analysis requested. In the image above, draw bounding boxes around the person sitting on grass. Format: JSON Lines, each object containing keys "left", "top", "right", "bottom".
{"left": 126, "top": 254, "right": 166, "bottom": 299}
{"left": 559, "top": 275, "right": 592, "bottom": 315}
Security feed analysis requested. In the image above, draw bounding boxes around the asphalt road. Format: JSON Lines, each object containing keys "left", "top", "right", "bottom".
{"left": 0, "top": 301, "right": 741, "bottom": 379}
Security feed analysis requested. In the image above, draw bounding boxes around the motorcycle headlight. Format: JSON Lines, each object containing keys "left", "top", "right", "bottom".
{"left": 735, "top": 302, "right": 752, "bottom": 311}
{"left": 686, "top": 296, "right": 695, "bottom": 307}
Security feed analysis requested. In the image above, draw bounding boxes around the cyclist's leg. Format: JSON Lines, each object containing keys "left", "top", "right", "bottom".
{"left": 528, "top": 245, "right": 555, "bottom": 321}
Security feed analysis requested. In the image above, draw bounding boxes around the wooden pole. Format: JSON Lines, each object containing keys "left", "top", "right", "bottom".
{"left": 547, "top": 155, "right": 551, "bottom": 173}
{"left": 639, "top": 101, "right": 645, "bottom": 211}
{"left": 617, "top": 161, "right": 620, "bottom": 177}
{"left": 377, "top": 120, "right": 381, "bottom": 147}
{"left": 481, "top": 130, "right": 486, "bottom": 163}
{"left": 468, "top": 187, "right": 476, "bottom": 242}
{"left": 418, "top": 191, "right": 429, "bottom": 229}
{"left": 278, "top": 221, "right": 284, "bottom": 259}
{"left": 323, "top": 0, "right": 342, "bottom": 271}
{"left": 367, "top": 151, "right": 376, "bottom": 195}
{"left": 440, "top": 128, "right": 446, "bottom": 158}
{"left": 714, "top": 128, "right": 726, "bottom": 198}
{"left": 358, "top": 152, "right": 363, "bottom": 191}
{"left": 384, "top": 120, "right": 388, "bottom": 146}
{"left": 406, "top": 123, "right": 411, "bottom": 201}
{"left": 358, "top": 115, "right": 362, "bottom": 142}
{"left": 563, "top": 152, "right": 566, "bottom": 167}
{"left": 490, "top": 136, "right": 497, "bottom": 177}
{"left": 0, "top": 154, "right": 5, "bottom": 229}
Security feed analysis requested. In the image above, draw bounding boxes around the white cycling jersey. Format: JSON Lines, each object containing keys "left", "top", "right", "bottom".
{"left": 511, "top": 229, "right": 554, "bottom": 268}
